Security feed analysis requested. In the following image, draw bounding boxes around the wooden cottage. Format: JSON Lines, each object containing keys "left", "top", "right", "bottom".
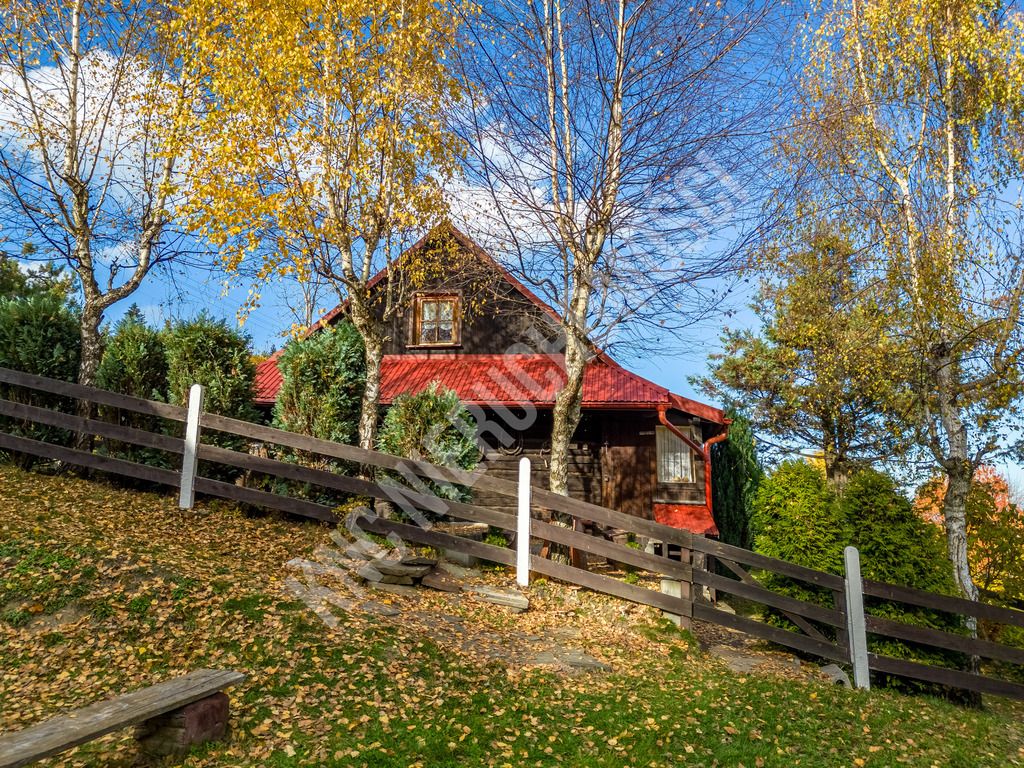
{"left": 254, "top": 225, "right": 729, "bottom": 536}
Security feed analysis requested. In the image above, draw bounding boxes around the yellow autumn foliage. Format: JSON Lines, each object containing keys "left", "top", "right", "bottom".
{"left": 169, "top": 0, "right": 470, "bottom": 307}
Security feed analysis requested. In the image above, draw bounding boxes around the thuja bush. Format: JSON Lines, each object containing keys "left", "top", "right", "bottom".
{"left": 710, "top": 409, "right": 763, "bottom": 550}
{"left": 753, "top": 461, "right": 966, "bottom": 692}
{"left": 95, "top": 307, "right": 171, "bottom": 471}
{"left": 840, "top": 469, "right": 965, "bottom": 686}
{"left": 0, "top": 294, "right": 80, "bottom": 468}
{"left": 273, "top": 322, "right": 364, "bottom": 450}
{"left": 97, "top": 307, "right": 168, "bottom": 401}
{"left": 377, "top": 383, "right": 480, "bottom": 514}
{"left": 751, "top": 460, "right": 847, "bottom": 611}
{"left": 268, "top": 322, "right": 365, "bottom": 505}
{"left": 163, "top": 314, "right": 257, "bottom": 482}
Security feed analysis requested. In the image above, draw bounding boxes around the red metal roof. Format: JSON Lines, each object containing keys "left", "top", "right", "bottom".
{"left": 254, "top": 351, "right": 285, "bottom": 404}
{"left": 256, "top": 352, "right": 726, "bottom": 422}
{"left": 653, "top": 503, "right": 719, "bottom": 537}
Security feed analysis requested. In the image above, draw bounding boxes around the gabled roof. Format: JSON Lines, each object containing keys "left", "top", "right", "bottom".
{"left": 298, "top": 223, "right": 562, "bottom": 338}
{"left": 254, "top": 224, "right": 727, "bottom": 425}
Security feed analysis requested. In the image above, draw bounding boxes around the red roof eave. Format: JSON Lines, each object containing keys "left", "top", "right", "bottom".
{"left": 254, "top": 352, "right": 728, "bottom": 425}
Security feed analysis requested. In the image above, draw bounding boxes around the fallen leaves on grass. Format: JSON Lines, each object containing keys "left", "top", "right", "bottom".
{"left": 1, "top": 465, "right": 1023, "bottom": 768}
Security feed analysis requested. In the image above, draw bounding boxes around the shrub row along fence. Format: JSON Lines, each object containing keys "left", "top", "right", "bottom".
{"left": 1, "top": 366, "right": 1023, "bottom": 701}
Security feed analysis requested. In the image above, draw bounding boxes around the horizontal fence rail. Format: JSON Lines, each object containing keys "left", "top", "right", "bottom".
{"left": 1, "top": 366, "right": 1023, "bottom": 701}
{"left": 863, "top": 578, "right": 1024, "bottom": 629}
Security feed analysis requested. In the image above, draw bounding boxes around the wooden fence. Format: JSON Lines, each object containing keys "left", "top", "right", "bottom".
{"left": 1, "top": 366, "right": 1023, "bottom": 701}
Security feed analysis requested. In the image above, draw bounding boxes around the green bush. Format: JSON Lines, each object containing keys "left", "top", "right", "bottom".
{"left": 95, "top": 307, "right": 171, "bottom": 471}
{"left": 841, "top": 470, "right": 954, "bottom": 593}
{"left": 163, "top": 314, "right": 257, "bottom": 481}
{"left": 752, "top": 462, "right": 966, "bottom": 693}
{"left": 273, "top": 322, "right": 364, "bottom": 447}
{"left": 751, "top": 460, "right": 846, "bottom": 611}
{"left": 840, "top": 469, "right": 965, "bottom": 686}
{"left": 377, "top": 383, "right": 480, "bottom": 513}
{"left": 710, "top": 410, "right": 763, "bottom": 550}
{"left": 97, "top": 307, "right": 168, "bottom": 401}
{"left": 0, "top": 294, "right": 81, "bottom": 468}
{"left": 266, "top": 322, "right": 365, "bottom": 504}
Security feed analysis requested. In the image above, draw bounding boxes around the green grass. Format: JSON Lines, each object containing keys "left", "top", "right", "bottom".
{"left": 0, "top": 463, "right": 1022, "bottom": 768}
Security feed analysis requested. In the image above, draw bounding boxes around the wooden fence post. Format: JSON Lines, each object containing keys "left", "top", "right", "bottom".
{"left": 843, "top": 545, "right": 870, "bottom": 690}
{"left": 660, "top": 544, "right": 692, "bottom": 630}
{"left": 516, "top": 456, "right": 531, "bottom": 587}
{"left": 178, "top": 384, "right": 205, "bottom": 510}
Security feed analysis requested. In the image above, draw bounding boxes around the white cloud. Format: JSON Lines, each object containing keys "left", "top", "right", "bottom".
{"left": 0, "top": 48, "right": 186, "bottom": 224}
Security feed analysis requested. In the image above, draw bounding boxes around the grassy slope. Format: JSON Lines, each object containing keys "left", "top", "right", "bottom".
{"left": 0, "top": 465, "right": 1022, "bottom": 768}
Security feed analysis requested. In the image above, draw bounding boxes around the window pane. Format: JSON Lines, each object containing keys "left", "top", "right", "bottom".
{"left": 656, "top": 426, "right": 693, "bottom": 483}
{"left": 415, "top": 296, "right": 458, "bottom": 345}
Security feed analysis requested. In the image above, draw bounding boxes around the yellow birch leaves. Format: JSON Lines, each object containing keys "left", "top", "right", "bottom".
{"left": 169, "top": 0, "right": 469, "bottom": 296}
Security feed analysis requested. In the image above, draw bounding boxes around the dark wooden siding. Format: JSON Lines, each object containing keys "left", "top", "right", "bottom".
{"left": 600, "top": 412, "right": 705, "bottom": 519}
{"left": 470, "top": 410, "right": 706, "bottom": 521}
{"left": 372, "top": 245, "right": 563, "bottom": 356}
{"left": 473, "top": 410, "right": 602, "bottom": 514}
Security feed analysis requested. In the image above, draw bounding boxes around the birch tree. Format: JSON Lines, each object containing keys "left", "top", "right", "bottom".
{"left": 459, "top": 0, "right": 783, "bottom": 496}
{"left": 0, "top": 0, "right": 197, "bottom": 387}
{"left": 174, "top": 0, "right": 467, "bottom": 451}
{"left": 786, "top": 0, "right": 1024, "bottom": 602}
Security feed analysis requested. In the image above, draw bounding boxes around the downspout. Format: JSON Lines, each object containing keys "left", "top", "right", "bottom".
{"left": 702, "top": 427, "right": 730, "bottom": 530}
{"left": 658, "top": 407, "right": 731, "bottom": 533}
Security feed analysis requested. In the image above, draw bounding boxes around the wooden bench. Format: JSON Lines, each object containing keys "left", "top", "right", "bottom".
{"left": 0, "top": 669, "right": 246, "bottom": 768}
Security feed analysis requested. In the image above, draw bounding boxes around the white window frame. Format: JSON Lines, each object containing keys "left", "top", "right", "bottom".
{"left": 656, "top": 425, "right": 697, "bottom": 484}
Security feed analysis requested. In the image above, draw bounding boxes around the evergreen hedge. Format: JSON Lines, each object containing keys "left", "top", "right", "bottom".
{"left": 378, "top": 382, "right": 480, "bottom": 512}
{"left": 95, "top": 307, "right": 170, "bottom": 471}
{"left": 163, "top": 314, "right": 257, "bottom": 481}
{"left": 273, "top": 322, "right": 365, "bottom": 448}
{"left": 268, "top": 322, "right": 366, "bottom": 505}
{"left": 710, "top": 410, "right": 763, "bottom": 550}
{"left": 752, "top": 461, "right": 965, "bottom": 691}
{"left": 0, "top": 294, "right": 81, "bottom": 467}
{"left": 751, "top": 460, "right": 847, "bottom": 608}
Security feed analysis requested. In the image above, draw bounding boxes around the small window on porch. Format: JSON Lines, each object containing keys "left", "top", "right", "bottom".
{"left": 412, "top": 294, "right": 460, "bottom": 347}
{"left": 656, "top": 425, "right": 695, "bottom": 484}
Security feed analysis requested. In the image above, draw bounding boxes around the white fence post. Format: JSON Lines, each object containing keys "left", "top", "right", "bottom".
{"left": 516, "top": 456, "right": 531, "bottom": 587}
{"left": 178, "top": 383, "right": 205, "bottom": 510}
{"left": 843, "top": 545, "right": 871, "bottom": 690}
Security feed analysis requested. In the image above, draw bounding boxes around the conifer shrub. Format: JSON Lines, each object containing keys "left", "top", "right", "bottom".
{"left": 751, "top": 460, "right": 847, "bottom": 611}
{"left": 0, "top": 294, "right": 81, "bottom": 468}
{"left": 840, "top": 469, "right": 954, "bottom": 593}
{"left": 267, "top": 322, "right": 365, "bottom": 505}
{"left": 840, "top": 469, "right": 965, "bottom": 683}
{"left": 710, "top": 409, "right": 763, "bottom": 550}
{"left": 377, "top": 383, "right": 480, "bottom": 515}
{"left": 752, "top": 462, "right": 966, "bottom": 692}
{"left": 273, "top": 322, "right": 365, "bottom": 449}
{"left": 95, "top": 307, "right": 171, "bottom": 471}
{"left": 163, "top": 314, "right": 257, "bottom": 481}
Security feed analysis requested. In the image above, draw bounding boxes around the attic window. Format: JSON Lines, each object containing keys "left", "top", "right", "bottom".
{"left": 656, "top": 425, "right": 695, "bottom": 484}
{"left": 412, "top": 294, "right": 460, "bottom": 346}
